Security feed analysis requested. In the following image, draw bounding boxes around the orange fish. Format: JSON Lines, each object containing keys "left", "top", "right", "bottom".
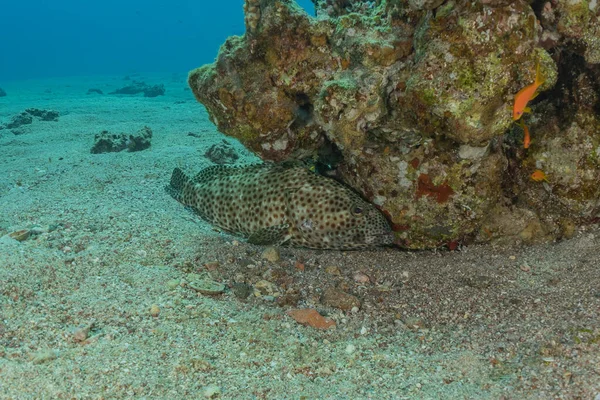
{"left": 531, "top": 169, "right": 547, "bottom": 182}
{"left": 519, "top": 119, "right": 531, "bottom": 149}
{"left": 513, "top": 62, "right": 545, "bottom": 121}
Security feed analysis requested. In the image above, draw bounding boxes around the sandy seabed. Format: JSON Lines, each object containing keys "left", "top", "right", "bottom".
{"left": 0, "top": 74, "right": 599, "bottom": 399}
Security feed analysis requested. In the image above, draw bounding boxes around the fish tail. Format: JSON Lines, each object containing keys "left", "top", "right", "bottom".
{"left": 165, "top": 167, "right": 190, "bottom": 202}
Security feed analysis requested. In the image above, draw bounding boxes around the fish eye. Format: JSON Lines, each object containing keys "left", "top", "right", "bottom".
{"left": 352, "top": 206, "right": 363, "bottom": 215}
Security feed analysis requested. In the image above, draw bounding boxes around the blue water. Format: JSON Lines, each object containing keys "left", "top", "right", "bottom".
{"left": 0, "top": 0, "right": 315, "bottom": 81}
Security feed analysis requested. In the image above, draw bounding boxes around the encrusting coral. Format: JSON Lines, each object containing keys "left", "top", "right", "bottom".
{"left": 188, "top": 0, "right": 600, "bottom": 249}
{"left": 244, "top": 0, "right": 261, "bottom": 33}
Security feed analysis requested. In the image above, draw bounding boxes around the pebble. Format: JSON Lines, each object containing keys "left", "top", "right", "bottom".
{"left": 73, "top": 325, "right": 91, "bottom": 342}
{"left": 150, "top": 304, "right": 160, "bottom": 317}
{"left": 286, "top": 308, "right": 336, "bottom": 330}
{"left": 325, "top": 265, "right": 341, "bottom": 275}
{"left": 353, "top": 272, "right": 371, "bottom": 284}
{"left": 316, "top": 366, "right": 334, "bottom": 376}
{"left": 166, "top": 279, "right": 180, "bottom": 290}
{"left": 203, "top": 261, "right": 220, "bottom": 271}
{"left": 275, "top": 290, "right": 301, "bottom": 307}
{"left": 464, "top": 274, "right": 494, "bottom": 289}
{"left": 232, "top": 283, "right": 251, "bottom": 299}
{"left": 321, "top": 288, "right": 361, "bottom": 311}
{"left": 345, "top": 344, "right": 356, "bottom": 354}
{"left": 203, "top": 384, "right": 221, "bottom": 398}
{"left": 261, "top": 247, "right": 280, "bottom": 263}
{"left": 8, "top": 229, "right": 30, "bottom": 242}
{"left": 189, "top": 279, "right": 226, "bottom": 295}
{"left": 253, "top": 280, "right": 280, "bottom": 297}
{"left": 403, "top": 317, "right": 426, "bottom": 330}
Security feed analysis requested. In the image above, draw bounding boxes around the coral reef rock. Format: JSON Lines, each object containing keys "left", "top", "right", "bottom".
{"left": 204, "top": 140, "right": 240, "bottom": 164}
{"left": 25, "top": 108, "right": 59, "bottom": 122}
{"left": 547, "top": 0, "right": 600, "bottom": 64}
{"left": 244, "top": 0, "right": 261, "bottom": 33}
{"left": 91, "top": 126, "right": 153, "bottom": 154}
{"left": 2, "top": 108, "right": 59, "bottom": 133}
{"left": 5, "top": 113, "right": 33, "bottom": 130}
{"left": 188, "top": 0, "right": 600, "bottom": 248}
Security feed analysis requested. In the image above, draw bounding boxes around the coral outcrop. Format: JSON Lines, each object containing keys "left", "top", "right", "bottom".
{"left": 188, "top": 0, "right": 600, "bottom": 248}
{"left": 204, "top": 140, "right": 240, "bottom": 164}
{"left": 90, "top": 126, "right": 153, "bottom": 154}
{"left": 1, "top": 108, "right": 60, "bottom": 135}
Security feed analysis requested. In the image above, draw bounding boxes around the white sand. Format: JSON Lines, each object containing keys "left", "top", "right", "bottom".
{"left": 0, "top": 75, "right": 599, "bottom": 399}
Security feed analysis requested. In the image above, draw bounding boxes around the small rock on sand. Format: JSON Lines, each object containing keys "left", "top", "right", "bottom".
{"left": 150, "top": 304, "right": 160, "bottom": 317}
{"left": 286, "top": 308, "right": 336, "bottom": 330}
{"left": 321, "top": 288, "right": 361, "bottom": 311}
{"left": 261, "top": 247, "right": 280, "bottom": 263}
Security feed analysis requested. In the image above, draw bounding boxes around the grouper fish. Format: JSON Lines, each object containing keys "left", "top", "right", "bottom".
{"left": 166, "top": 162, "right": 395, "bottom": 250}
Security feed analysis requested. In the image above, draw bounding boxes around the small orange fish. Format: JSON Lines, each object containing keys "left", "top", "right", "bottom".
{"left": 531, "top": 169, "right": 547, "bottom": 182}
{"left": 513, "top": 62, "right": 545, "bottom": 121}
{"left": 519, "top": 119, "right": 531, "bottom": 149}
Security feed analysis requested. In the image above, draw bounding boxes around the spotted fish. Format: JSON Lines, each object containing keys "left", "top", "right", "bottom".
{"left": 166, "top": 162, "right": 394, "bottom": 250}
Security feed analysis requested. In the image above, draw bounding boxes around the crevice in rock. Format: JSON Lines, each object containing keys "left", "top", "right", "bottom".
{"left": 542, "top": 51, "right": 595, "bottom": 128}
{"left": 290, "top": 93, "right": 314, "bottom": 130}
{"left": 308, "top": 135, "right": 345, "bottom": 180}
{"left": 530, "top": 0, "right": 548, "bottom": 24}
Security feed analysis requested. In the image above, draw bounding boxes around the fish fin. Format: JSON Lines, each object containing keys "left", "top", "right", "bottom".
{"left": 248, "top": 224, "right": 291, "bottom": 246}
{"left": 191, "top": 164, "right": 267, "bottom": 184}
{"left": 530, "top": 91, "right": 540, "bottom": 100}
{"left": 165, "top": 167, "right": 191, "bottom": 201}
{"left": 523, "top": 106, "right": 532, "bottom": 114}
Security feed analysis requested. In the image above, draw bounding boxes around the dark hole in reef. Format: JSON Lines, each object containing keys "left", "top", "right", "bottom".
{"left": 541, "top": 50, "right": 599, "bottom": 128}
{"left": 530, "top": 0, "right": 548, "bottom": 22}
{"left": 290, "top": 93, "right": 314, "bottom": 130}
{"left": 307, "top": 135, "right": 345, "bottom": 181}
